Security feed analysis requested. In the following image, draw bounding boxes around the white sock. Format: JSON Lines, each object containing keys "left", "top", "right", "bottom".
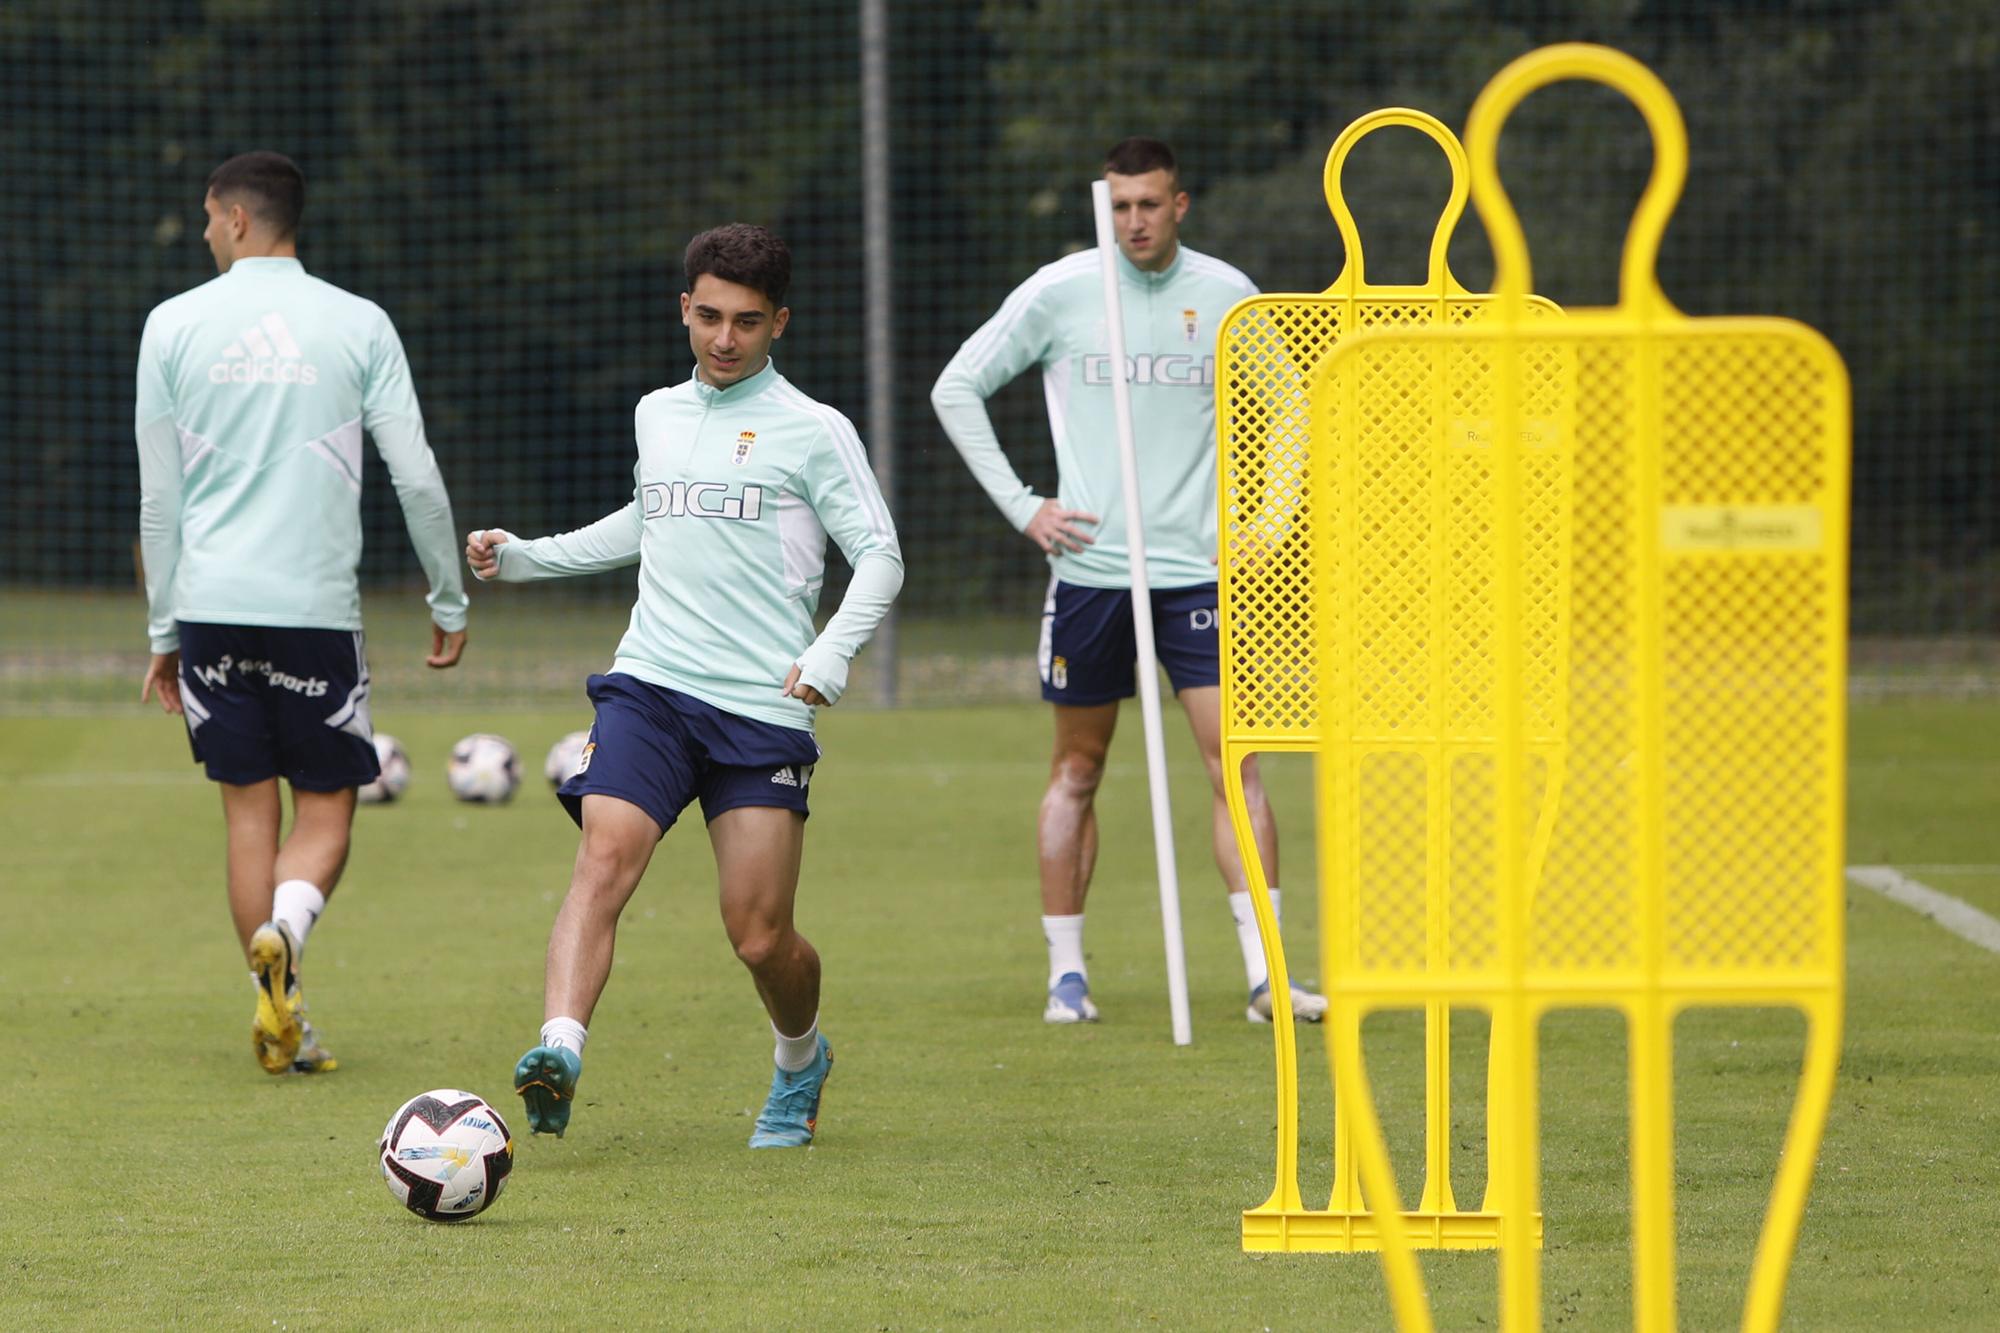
{"left": 1042, "top": 913, "right": 1087, "bottom": 989}
{"left": 1229, "top": 889, "right": 1283, "bottom": 993}
{"left": 773, "top": 1015, "right": 820, "bottom": 1072}
{"left": 541, "top": 1016, "right": 588, "bottom": 1055}
{"left": 272, "top": 880, "right": 326, "bottom": 954}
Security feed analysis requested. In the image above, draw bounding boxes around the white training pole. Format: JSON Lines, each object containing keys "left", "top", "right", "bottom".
{"left": 1091, "top": 178, "right": 1193, "bottom": 1047}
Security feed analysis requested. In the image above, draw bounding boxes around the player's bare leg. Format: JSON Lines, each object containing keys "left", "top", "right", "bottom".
{"left": 711, "top": 806, "right": 830, "bottom": 1147}
{"left": 1038, "top": 701, "right": 1117, "bottom": 1021}
{"left": 1176, "top": 686, "right": 1275, "bottom": 895}
{"left": 517, "top": 793, "right": 662, "bottom": 1135}
{"left": 275, "top": 785, "right": 353, "bottom": 903}
{"left": 224, "top": 781, "right": 356, "bottom": 1071}
{"left": 1178, "top": 684, "right": 1325, "bottom": 1022}
{"left": 1040, "top": 702, "right": 1118, "bottom": 913}
{"left": 543, "top": 794, "right": 662, "bottom": 1023}
{"left": 268, "top": 785, "right": 354, "bottom": 1069}
{"left": 711, "top": 806, "right": 816, "bottom": 1032}
{"left": 220, "top": 781, "right": 283, "bottom": 951}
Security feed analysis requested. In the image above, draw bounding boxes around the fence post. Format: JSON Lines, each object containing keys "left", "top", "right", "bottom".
{"left": 861, "top": 0, "right": 898, "bottom": 705}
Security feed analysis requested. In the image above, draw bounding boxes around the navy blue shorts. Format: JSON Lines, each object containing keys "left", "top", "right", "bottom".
{"left": 1038, "top": 580, "right": 1221, "bottom": 706}
{"left": 176, "top": 622, "right": 380, "bottom": 791}
{"left": 557, "top": 673, "right": 822, "bottom": 837}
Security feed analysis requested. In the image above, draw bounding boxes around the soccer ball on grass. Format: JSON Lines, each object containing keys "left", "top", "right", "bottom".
{"left": 543, "top": 728, "right": 592, "bottom": 788}
{"left": 357, "top": 733, "right": 411, "bottom": 804}
{"left": 447, "top": 733, "right": 521, "bottom": 803}
{"left": 377, "top": 1089, "right": 514, "bottom": 1222}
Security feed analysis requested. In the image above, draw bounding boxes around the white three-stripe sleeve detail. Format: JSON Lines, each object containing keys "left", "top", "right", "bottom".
{"left": 931, "top": 255, "right": 1097, "bottom": 534}
{"left": 771, "top": 380, "right": 903, "bottom": 707}
{"left": 1179, "top": 250, "right": 1259, "bottom": 298}
{"left": 956, "top": 252, "right": 1093, "bottom": 379}
{"left": 771, "top": 384, "right": 897, "bottom": 549}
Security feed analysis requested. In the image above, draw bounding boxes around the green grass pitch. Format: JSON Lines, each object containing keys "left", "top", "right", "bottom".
{"left": 2, "top": 699, "right": 1996, "bottom": 1328}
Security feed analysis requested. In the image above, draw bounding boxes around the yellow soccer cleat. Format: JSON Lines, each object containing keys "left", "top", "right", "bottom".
{"left": 248, "top": 921, "right": 303, "bottom": 1074}
{"left": 288, "top": 1017, "right": 338, "bottom": 1074}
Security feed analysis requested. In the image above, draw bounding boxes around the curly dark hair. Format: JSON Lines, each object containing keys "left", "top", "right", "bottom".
{"left": 683, "top": 223, "right": 792, "bottom": 307}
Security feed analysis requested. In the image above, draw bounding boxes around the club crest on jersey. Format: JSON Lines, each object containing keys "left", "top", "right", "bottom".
{"left": 1182, "top": 309, "right": 1199, "bottom": 343}
{"left": 733, "top": 431, "right": 756, "bottom": 465}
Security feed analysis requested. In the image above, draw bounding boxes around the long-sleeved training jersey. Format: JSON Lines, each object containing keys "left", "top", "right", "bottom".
{"left": 487, "top": 360, "right": 902, "bottom": 732}
{"left": 930, "top": 243, "right": 1257, "bottom": 589}
{"left": 135, "top": 256, "right": 466, "bottom": 654}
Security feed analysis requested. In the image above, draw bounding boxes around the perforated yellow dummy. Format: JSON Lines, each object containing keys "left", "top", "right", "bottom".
{"left": 1313, "top": 45, "right": 1849, "bottom": 1332}
{"left": 1219, "top": 109, "right": 1557, "bottom": 1254}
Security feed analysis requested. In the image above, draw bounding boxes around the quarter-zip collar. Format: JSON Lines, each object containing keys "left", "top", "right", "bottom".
{"left": 690, "top": 357, "right": 781, "bottom": 405}
{"left": 1114, "top": 243, "right": 1183, "bottom": 289}
{"left": 225, "top": 256, "right": 305, "bottom": 277}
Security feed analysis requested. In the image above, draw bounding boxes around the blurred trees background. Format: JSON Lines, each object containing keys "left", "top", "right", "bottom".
{"left": 2, "top": 0, "right": 1992, "bottom": 639}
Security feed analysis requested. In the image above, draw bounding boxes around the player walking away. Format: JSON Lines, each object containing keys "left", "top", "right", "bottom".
{"left": 467, "top": 224, "right": 901, "bottom": 1148}
{"left": 930, "top": 137, "right": 1328, "bottom": 1027}
{"left": 136, "top": 151, "right": 469, "bottom": 1074}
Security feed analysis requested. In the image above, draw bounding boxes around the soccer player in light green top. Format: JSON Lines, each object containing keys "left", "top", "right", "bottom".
{"left": 135, "top": 151, "right": 469, "bottom": 1075}
{"left": 932, "top": 137, "right": 1327, "bottom": 1027}
{"left": 467, "top": 223, "right": 901, "bottom": 1147}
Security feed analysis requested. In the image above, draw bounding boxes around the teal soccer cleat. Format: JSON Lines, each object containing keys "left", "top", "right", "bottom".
{"left": 748, "top": 1035, "right": 832, "bottom": 1149}
{"left": 514, "top": 1044, "right": 583, "bottom": 1137}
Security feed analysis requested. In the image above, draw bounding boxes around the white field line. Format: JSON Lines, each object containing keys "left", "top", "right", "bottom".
{"left": 1846, "top": 865, "right": 2000, "bottom": 955}
{"left": 1887, "top": 865, "right": 2000, "bottom": 877}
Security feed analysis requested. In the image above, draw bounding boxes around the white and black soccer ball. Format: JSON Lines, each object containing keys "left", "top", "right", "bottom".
{"left": 377, "top": 1089, "right": 514, "bottom": 1222}
{"left": 543, "top": 728, "right": 592, "bottom": 788}
{"left": 357, "top": 733, "right": 411, "bottom": 805}
{"left": 446, "top": 733, "right": 521, "bottom": 803}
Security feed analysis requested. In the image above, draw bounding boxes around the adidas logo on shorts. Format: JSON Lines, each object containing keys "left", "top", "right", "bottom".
{"left": 769, "top": 764, "right": 812, "bottom": 789}
{"left": 208, "top": 311, "right": 320, "bottom": 385}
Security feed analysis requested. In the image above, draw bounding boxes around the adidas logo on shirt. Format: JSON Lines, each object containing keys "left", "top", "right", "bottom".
{"left": 208, "top": 311, "right": 320, "bottom": 385}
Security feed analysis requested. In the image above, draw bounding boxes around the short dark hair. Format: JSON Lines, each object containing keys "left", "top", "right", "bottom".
{"left": 1103, "top": 137, "right": 1179, "bottom": 184}
{"left": 206, "top": 151, "right": 305, "bottom": 239}
{"left": 683, "top": 224, "right": 791, "bottom": 308}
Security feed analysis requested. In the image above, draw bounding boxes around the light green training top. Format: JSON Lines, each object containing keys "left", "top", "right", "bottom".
{"left": 484, "top": 360, "right": 902, "bottom": 733}
{"left": 135, "top": 256, "right": 467, "bottom": 654}
{"left": 930, "top": 243, "right": 1257, "bottom": 589}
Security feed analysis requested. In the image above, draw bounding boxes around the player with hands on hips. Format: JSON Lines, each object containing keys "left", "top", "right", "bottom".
{"left": 930, "top": 137, "right": 1326, "bottom": 1028}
